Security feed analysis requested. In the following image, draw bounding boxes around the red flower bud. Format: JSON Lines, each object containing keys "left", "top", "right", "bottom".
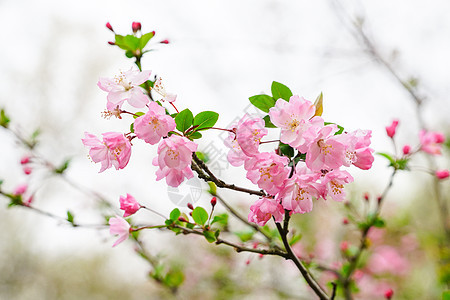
{"left": 384, "top": 288, "right": 394, "bottom": 299}
{"left": 178, "top": 216, "right": 188, "bottom": 223}
{"left": 436, "top": 169, "right": 450, "bottom": 180}
{"left": 210, "top": 197, "right": 217, "bottom": 207}
{"left": 160, "top": 39, "right": 169, "bottom": 44}
{"left": 23, "top": 166, "right": 32, "bottom": 175}
{"left": 385, "top": 119, "right": 399, "bottom": 138}
{"left": 187, "top": 203, "right": 194, "bottom": 210}
{"left": 20, "top": 156, "right": 30, "bottom": 165}
{"left": 342, "top": 218, "right": 349, "bottom": 225}
{"left": 108, "top": 41, "right": 115, "bottom": 45}
{"left": 132, "top": 22, "right": 141, "bottom": 33}
{"left": 402, "top": 145, "right": 411, "bottom": 155}
{"left": 106, "top": 22, "right": 114, "bottom": 32}
{"left": 364, "top": 192, "right": 370, "bottom": 201}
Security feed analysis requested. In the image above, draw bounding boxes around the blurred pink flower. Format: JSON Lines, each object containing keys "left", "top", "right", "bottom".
{"left": 13, "top": 184, "right": 27, "bottom": 196}
{"left": 98, "top": 68, "right": 151, "bottom": 110}
{"left": 109, "top": 216, "right": 131, "bottom": 247}
{"left": 367, "top": 246, "right": 409, "bottom": 275}
{"left": 134, "top": 101, "right": 176, "bottom": 145}
{"left": 402, "top": 144, "right": 411, "bottom": 155}
{"left": 436, "top": 169, "right": 450, "bottom": 180}
{"left": 385, "top": 119, "right": 399, "bottom": 138}
{"left": 153, "top": 77, "right": 177, "bottom": 102}
{"left": 419, "top": 130, "right": 445, "bottom": 155}
{"left": 82, "top": 132, "right": 132, "bottom": 172}
{"left": 119, "top": 194, "right": 141, "bottom": 217}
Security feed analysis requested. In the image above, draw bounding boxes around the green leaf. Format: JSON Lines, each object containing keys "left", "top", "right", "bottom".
{"left": 324, "top": 122, "right": 344, "bottom": 135}
{"left": 163, "top": 269, "right": 184, "bottom": 288}
{"left": 249, "top": 94, "right": 275, "bottom": 113}
{"left": 125, "top": 50, "right": 134, "bottom": 58}
{"left": 133, "top": 112, "right": 145, "bottom": 119}
{"left": 443, "top": 291, "right": 450, "bottom": 300}
{"left": 289, "top": 234, "right": 302, "bottom": 246}
{"left": 169, "top": 208, "right": 181, "bottom": 221}
{"left": 189, "top": 131, "right": 202, "bottom": 140}
{"left": 263, "top": 115, "right": 277, "bottom": 128}
{"left": 193, "top": 111, "right": 219, "bottom": 131}
{"left": 376, "top": 152, "right": 396, "bottom": 166}
{"left": 54, "top": 159, "right": 71, "bottom": 174}
{"left": 208, "top": 182, "right": 217, "bottom": 196}
{"left": 175, "top": 109, "right": 193, "bottom": 132}
{"left": 140, "top": 31, "right": 155, "bottom": 49}
{"left": 235, "top": 231, "right": 254, "bottom": 242}
{"left": 195, "top": 151, "right": 209, "bottom": 163}
{"left": 203, "top": 230, "right": 216, "bottom": 243}
{"left": 192, "top": 207, "right": 208, "bottom": 226}
{"left": 130, "top": 123, "right": 134, "bottom": 133}
{"left": 0, "top": 108, "right": 10, "bottom": 128}
{"left": 373, "top": 217, "right": 386, "bottom": 228}
{"left": 271, "top": 81, "right": 292, "bottom": 101}
{"left": 67, "top": 211, "right": 75, "bottom": 225}
{"left": 211, "top": 213, "right": 228, "bottom": 227}
{"left": 186, "top": 223, "right": 195, "bottom": 229}
{"left": 279, "top": 143, "right": 295, "bottom": 158}
{"left": 114, "top": 34, "right": 140, "bottom": 51}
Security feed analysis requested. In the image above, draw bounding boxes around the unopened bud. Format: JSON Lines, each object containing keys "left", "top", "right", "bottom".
{"left": 178, "top": 216, "right": 188, "bottom": 223}
{"left": 210, "top": 197, "right": 217, "bottom": 207}
{"left": 187, "top": 203, "right": 194, "bottom": 210}
{"left": 377, "top": 195, "right": 383, "bottom": 204}
{"left": 402, "top": 145, "right": 411, "bottom": 155}
{"left": 106, "top": 22, "right": 114, "bottom": 32}
{"left": 160, "top": 39, "right": 169, "bottom": 44}
{"left": 385, "top": 119, "right": 399, "bottom": 139}
{"left": 132, "top": 22, "right": 141, "bottom": 33}
{"left": 20, "top": 156, "right": 30, "bottom": 165}
{"left": 436, "top": 169, "right": 450, "bottom": 180}
{"left": 384, "top": 288, "right": 394, "bottom": 299}
{"left": 342, "top": 218, "right": 349, "bottom": 225}
{"left": 363, "top": 192, "right": 370, "bottom": 201}
{"left": 258, "top": 253, "right": 264, "bottom": 259}
{"left": 245, "top": 259, "right": 251, "bottom": 265}
{"left": 108, "top": 41, "right": 115, "bottom": 45}
{"left": 23, "top": 166, "right": 32, "bottom": 175}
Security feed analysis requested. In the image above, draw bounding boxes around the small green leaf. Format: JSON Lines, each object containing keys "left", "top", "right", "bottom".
{"left": 175, "top": 109, "right": 193, "bottom": 132}
{"left": 203, "top": 230, "right": 216, "bottom": 243}
{"left": 195, "top": 151, "right": 209, "bottom": 163}
{"left": 140, "top": 31, "right": 155, "bottom": 49}
{"left": 54, "top": 159, "right": 71, "bottom": 174}
{"left": 169, "top": 208, "right": 181, "bottom": 221}
{"left": 193, "top": 111, "right": 219, "bottom": 131}
{"left": 211, "top": 213, "right": 228, "bottom": 227}
{"left": 249, "top": 94, "right": 275, "bottom": 113}
{"left": 67, "top": 211, "right": 74, "bottom": 224}
{"left": 443, "top": 291, "right": 450, "bottom": 300}
{"left": 189, "top": 131, "right": 202, "bottom": 140}
{"left": 0, "top": 109, "right": 10, "bottom": 128}
{"left": 271, "top": 81, "right": 293, "bottom": 101}
{"left": 163, "top": 269, "right": 184, "bottom": 288}
{"left": 133, "top": 112, "right": 145, "bottom": 119}
{"left": 279, "top": 143, "right": 295, "bottom": 158}
{"left": 115, "top": 34, "right": 140, "bottom": 51}
{"left": 376, "top": 152, "right": 396, "bottom": 166}
{"left": 208, "top": 182, "right": 217, "bottom": 196}
{"left": 324, "top": 122, "right": 344, "bottom": 135}
{"left": 263, "top": 115, "right": 277, "bottom": 128}
{"left": 289, "top": 234, "right": 302, "bottom": 246}
{"left": 130, "top": 123, "right": 134, "bottom": 133}
{"left": 125, "top": 50, "right": 134, "bottom": 58}
{"left": 235, "top": 231, "right": 254, "bottom": 242}
{"left": 186, "top": 223, "right": 195, "bottom": 229}
{"left": 373, "top": 217, "right": 386, "bottom": 228}
{"left": 192, "top": 207, "right": 208, "bottom": 226}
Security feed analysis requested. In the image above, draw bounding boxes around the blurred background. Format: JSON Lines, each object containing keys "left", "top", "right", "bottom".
{"left": 0, "top": 0, "right": 449, "bottom": 299}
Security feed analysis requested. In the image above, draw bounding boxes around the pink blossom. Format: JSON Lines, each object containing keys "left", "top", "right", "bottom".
{"left": 320, "top": 169, "right": 354, "bottom": 201}
{"left": 109, "top": 216, "right": 131, "bottom": 247}
{"left": 248, "top": 197, "right": 284, "bottom": 226}
{"left": 223, "top": 122, "right": 248, "bottom": 167}
{"left": 134, "top": 101, "right": 176, "bottom": 145}
{"left": 305, "top": 124, "right": 346, "bottom": 171}
{"left": 436, "top": 169, "right": 450, "bottom": 180}
{"left": 367, "top": 246, "right": 409, "bottom": 275}
{"left": 419, "top": 130, "right": 445, "bottom": 155}
{"left": 82, "top": 132, "right": 132, "bottom": 172}
{"left": 152, "top": 77, "right": 177, "bottom": 102}
{"left": 152, "top": 135, "right": 198, "bottom": 187}
{"left": 119, "top": 193, "right": 141, "bottom": 217}
{"left": 244, "top": 152, "right": 290, "bottom": 195}
{"left": 334, "top": 130, "right": 374, "bottom": 170}
{"left": 13, "top": 184, "right": 27, "bottom": 196}
{"left": 268, "top": 96, "right": 323, "bottom": 149}
{"left": 385, "top": 119, "right": 399, "bottom": 138}
{"left": 402, "top": 144, "right": 411, "bottom": 155}
{"left": 277, "top": 162, "right": 321, "bottom": 214}
{"left": 235, "top": 114, "right": 267, "bottom": 157}
{"left": 98, "top": 68, "right": 151, "bottom": 110}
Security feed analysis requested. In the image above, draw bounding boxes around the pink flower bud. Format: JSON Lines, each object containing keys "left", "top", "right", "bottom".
{"left": 402, "top": 145, "right": 411, "bottom": 155}
{"left": 340, "top": 241, "right": 349, "bottom": 252}
{"left": 23, "top": 166, "right": 32, "bottom": 175}
{"left": 187, "top": 203, "right": 194, "bottom": 210}
{"left": 436, "top": 169, "right": 450, "bottom": 180}
{"left": 178, "top": 216, "right": 188, "bottom": 222}
{"left": 20, "top": 156, "right": 30, "bottom": 164}
{"left": 342, "top": 218, "right": 349, "bottom": 225}
{"left": 363, "top": 192, "right": 370, "bottom": 201}
{"left": 385, "top": 119, "right": 399, "bottom": 138}
{"left": 160, "top": 39, "right": 169, "bottom": 44}
{"left": 211, "top": 197, "right": 217, "bottom": 207}
{"left": 384, "top": 288, "right": 394, "bottom": 299}
{"left": 132, "top": 22, "right": 141, "bottom": 33}
{"left": 108, "top": 41, "right": 115, "bottom": 45}
{"left": 13, "top": 184, "right": 27, "bottom": 196}
{"left": 106, "top": 22, "right": 114, "bottom": 32}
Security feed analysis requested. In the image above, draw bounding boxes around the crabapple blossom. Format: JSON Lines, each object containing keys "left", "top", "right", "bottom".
{"left": 119, "top": 193, "right": 141, "bottom": 217}
{"left": 335, "top": 130, "right": 374, "bottom": 170}
{"left": 82, "top": 132, "right": 132, "bottom": 172}
{"left": 419, "top": 130, "right": 445, "bottom": 155}
{"left": 13, "top": 184, "right": 27, "bottom": 196}
{"left": 109, "top": 216, "right": 131, "bottom": 247}
{"left": 320, "top": 169, "right": 354, "bottom": 201}
{"left": 385, "top": 119, "right": 399, "bottom": 138}
{"left": 367, "top": 246, "right": 409, "bottom": 275}
{"left": 235, "top": 114, "right": 267, "bottom": 157}
{"left": 436, "top": 169, "right": 449, "bottom": 180}
{"left": 152, "top": 77, "right": 177, "bottom": 102}
{"left": 268, "top": 95, "right": 324, "bottom": 150}
{"left": 402, "top": 145, "right": 411, "bottom": 155}
{"left": 152, "top": 135, "right": 198, "bottom": 187}
{"left": 248, "top": 197, "right": 284, "bottom": 226}
{"left": 98, "top": 68, "right": 151, "bottom": 110}
{"left": 223, "top": 121, "right": 248, "bottom": 167}
{"left": 304, "top": 124, "right": 346, "bottom": 171}
{"left": 244, "top": 152, "right": 289, "bottom": 195}
{"left": 134, "top": 101, "right": 176, "bottom": 145}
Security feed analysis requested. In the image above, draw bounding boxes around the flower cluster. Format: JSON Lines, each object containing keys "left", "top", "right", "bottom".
{"left": 224, "top": 95, "right": 374, "bottom": 225}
